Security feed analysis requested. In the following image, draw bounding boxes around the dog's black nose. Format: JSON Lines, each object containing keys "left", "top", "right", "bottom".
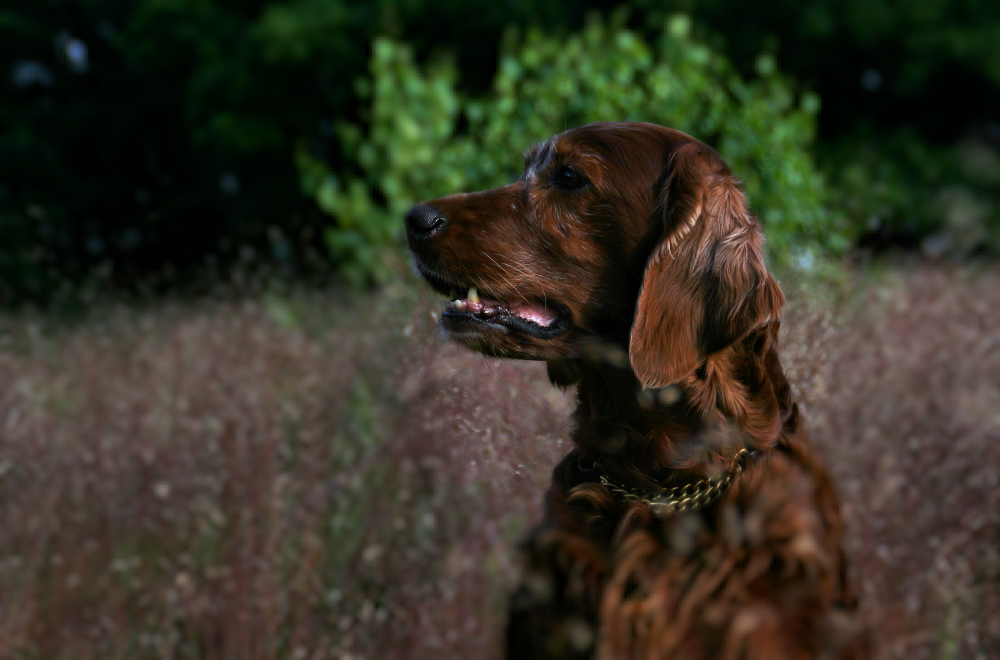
{"left": 405, "top": 203, "right": 447, "bottom": 241}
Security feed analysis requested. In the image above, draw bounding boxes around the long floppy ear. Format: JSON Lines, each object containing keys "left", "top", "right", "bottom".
{"left": 629, "top": 142, "right": 785, "bottom": 389}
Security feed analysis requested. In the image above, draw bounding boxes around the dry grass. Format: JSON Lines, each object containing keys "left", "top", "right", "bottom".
{"left": 793, "top": 263, "right": 1000, "bottom": 659}
{"left": 0, "top": 263, "right": 997, "bottom": 659}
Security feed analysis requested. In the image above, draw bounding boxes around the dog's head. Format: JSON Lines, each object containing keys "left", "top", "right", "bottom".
{"left": 405, "top": 122, "right": 783, "bottom": 388}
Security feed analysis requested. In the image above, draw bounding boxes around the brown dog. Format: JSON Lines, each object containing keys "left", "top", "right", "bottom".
{"left": 405, "top": 122, "right": 866, "bottom": 659}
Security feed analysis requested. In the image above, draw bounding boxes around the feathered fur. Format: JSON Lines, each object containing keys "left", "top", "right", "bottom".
{"left": 405, "top": 122, "right": 867, "bottom": 659}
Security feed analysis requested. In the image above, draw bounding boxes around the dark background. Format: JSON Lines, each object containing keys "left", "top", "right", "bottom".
{"left": 2, "top": 0, "right": 998, "bottom": 305}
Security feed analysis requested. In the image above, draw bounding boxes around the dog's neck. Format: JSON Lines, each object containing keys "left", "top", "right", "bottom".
{"left": 561, "top": 323, "right": 790, "bottom": 486}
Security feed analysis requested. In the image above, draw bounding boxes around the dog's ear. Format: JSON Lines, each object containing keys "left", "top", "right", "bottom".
{"left": 629, "top": 142, "right": 785, "bottom": 389}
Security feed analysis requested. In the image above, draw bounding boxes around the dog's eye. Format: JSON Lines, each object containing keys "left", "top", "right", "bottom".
{"left": 552, "top": 165, "right": 588, "bottom": 191}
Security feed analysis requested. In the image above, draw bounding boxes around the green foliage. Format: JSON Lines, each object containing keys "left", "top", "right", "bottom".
{"left": 313, "top": 12, "right": 835, "bottom": 285}
{"left": 4, "top": 1, "right": 996, "bottom": 305}
{"left": 0, "top": 0, "right": 606, "bottom": 304}
{"left": 828, "top": 133, "right": 1000, "bottom": 256}
{"left": 651, "top": 0, "right": 1000, "bottom": 257}
{"left": 298, "top": 40, "right": 462, "bottom": 287}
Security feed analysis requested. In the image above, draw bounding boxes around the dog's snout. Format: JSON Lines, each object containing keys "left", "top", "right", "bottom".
{"left": 405, "top": 203, "right": 447, "bottom": 242}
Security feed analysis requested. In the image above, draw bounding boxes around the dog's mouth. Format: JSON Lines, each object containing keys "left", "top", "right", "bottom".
{"left": 422, "top": 270, "right": 571, "bottom": 340}
{"left": 443, "top": 287, "right": 571, "bottom": 338}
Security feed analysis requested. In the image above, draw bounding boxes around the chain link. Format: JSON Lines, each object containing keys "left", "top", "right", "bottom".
{"left": 598, "top": 448, "right": 750, "bottom": 515}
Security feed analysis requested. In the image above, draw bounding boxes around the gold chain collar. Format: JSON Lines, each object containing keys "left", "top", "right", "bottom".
{"left": 597, "top": 448, "right": 753, "bottom": 515}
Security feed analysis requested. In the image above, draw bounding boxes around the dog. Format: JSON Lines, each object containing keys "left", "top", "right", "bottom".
{"left": 404, "top": 122, "right": 866, "bottom": 659}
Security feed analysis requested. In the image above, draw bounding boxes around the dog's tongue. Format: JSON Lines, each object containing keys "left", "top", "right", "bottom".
{"left": 507, "top": 301, "right": 558, "bottom": 327}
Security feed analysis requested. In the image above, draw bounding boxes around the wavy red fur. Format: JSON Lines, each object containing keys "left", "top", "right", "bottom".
{"left": 405, "top": 122, "right": 867, "bottom": 659}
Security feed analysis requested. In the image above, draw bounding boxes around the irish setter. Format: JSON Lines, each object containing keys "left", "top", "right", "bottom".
{"left": 405, "top": 122, "right": 866, "bottom": 659}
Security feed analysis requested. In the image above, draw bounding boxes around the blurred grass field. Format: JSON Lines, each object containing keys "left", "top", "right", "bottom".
{"left": 1, "top": 262, "right": 997, "bottom": 659}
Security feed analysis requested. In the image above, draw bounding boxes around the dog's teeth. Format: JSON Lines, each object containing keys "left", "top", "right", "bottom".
{"left": 468, "top": 287, "right": 480, "bottom": 303}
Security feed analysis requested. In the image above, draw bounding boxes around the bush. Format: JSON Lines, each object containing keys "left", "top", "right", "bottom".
{"left": 827, "top": 133, "right": 1000, "bottom": 257}
{"left": 296, "top": 39, "right": 463, "bottom": 287}
{"left": 656, "top": 0, "right": 1000, "bottom": 257}
{"left": 4, "top": 2, "right": 996, "bottom": 306}
{"left": 0, "top": 1, "right": 647, "bottom": 305}
{"left": 310, "top": 12, "right": 839, "bottom": 286}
